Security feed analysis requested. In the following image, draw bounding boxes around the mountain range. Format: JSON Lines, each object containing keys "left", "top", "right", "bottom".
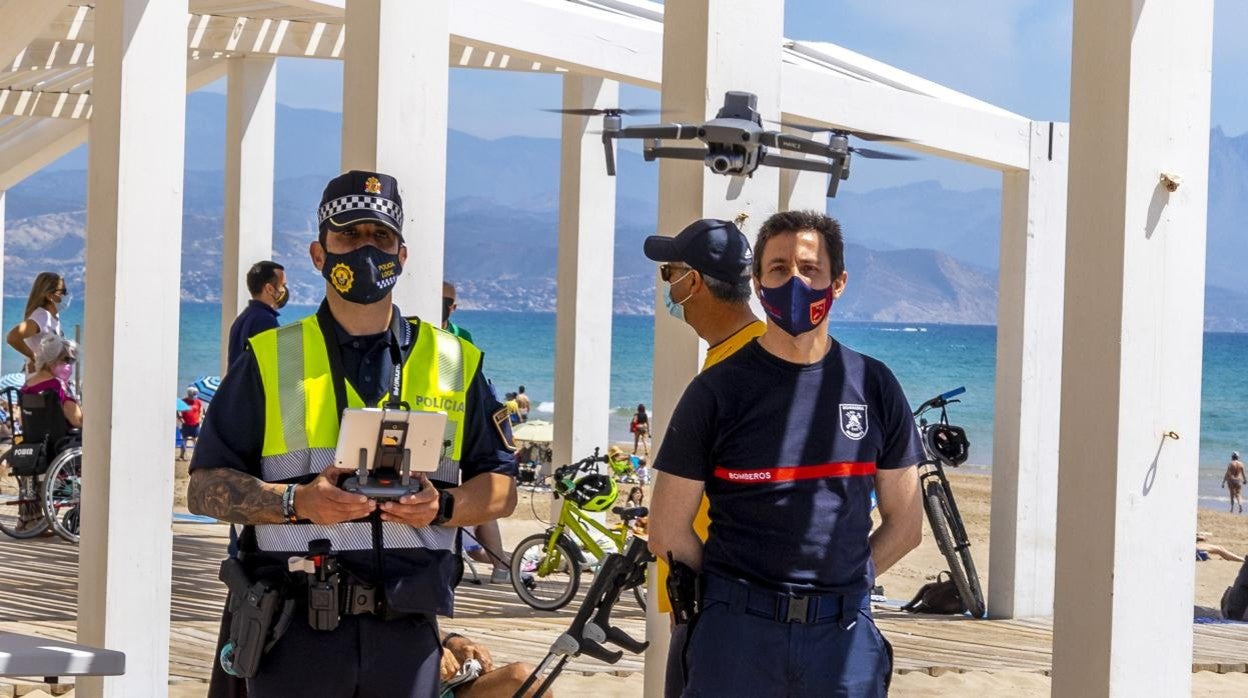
{"left": 4, "top": 93, "right": 1247, "bottom": 329}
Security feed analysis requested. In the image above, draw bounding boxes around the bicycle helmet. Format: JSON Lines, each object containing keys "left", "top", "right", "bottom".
{"left": 926, "top": 424, "right": 970, "bottom": 466}
{"left": 566, "top": 473, "right": 619, "bottom": 512}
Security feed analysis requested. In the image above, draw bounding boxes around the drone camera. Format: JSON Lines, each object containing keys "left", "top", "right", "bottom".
{"left": 706, "top": 149, "right": 747, "bottom": 174}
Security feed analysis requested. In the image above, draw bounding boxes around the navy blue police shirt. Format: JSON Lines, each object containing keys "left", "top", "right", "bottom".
{"left": 191, "top": 311, "right": 516, "bottom": 493}
{"left": 654, "top": 339, "right": 924, "bottom": 595}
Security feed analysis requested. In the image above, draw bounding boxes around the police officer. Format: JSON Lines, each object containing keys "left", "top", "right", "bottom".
{"left": 188, "top": 170, "right": 517, "bottom": 698}
{"left": 648, "top": 210, "right": 924, "bottom": 697}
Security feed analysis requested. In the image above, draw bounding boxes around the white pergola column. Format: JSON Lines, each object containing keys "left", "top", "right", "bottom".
{"left": 78, "top": 1, "right": 188, "bottom": 696}
{"left": 552, "top": 75, "right": 618, "bottom": 470}
{"left": 1052, "top": 2, "right": 1213, "bottom": 695}
{"left": 341, "top": 0, "right": 448, "bottom": 323}
{"left": 987, "top": 121, "right": 1068, "bottom": 619}
{"left": 644, "top": 3, "right": 784, "bottom": 696}
{"left": 220, "top": 56, "right": 276, "bottom": 374}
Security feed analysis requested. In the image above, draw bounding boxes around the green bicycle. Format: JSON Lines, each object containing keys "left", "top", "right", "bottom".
{"left": 510, "top": 449, "right": 649, "bottom": 611}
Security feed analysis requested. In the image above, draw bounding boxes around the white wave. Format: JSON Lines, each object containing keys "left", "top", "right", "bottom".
{"left": 536, "top": 401, "right": 555, "bottom": 413}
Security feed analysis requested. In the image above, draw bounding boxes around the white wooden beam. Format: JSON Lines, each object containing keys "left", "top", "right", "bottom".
{"left": 0, "top": 88, "right": 92, "bottom": 119}
{"left": 778, "top": 65, "right": 1031, "bottom": 171}
{"left": 341, "top": 0, "right": 448, "bottom": 322}
{"left": 0, "top": 58, "right": 224, "bottom": 191}
{"left": 1052, "top": 1, "right": 1213, "bottom": 695}
{"left": 220, "top": 55, "right": 276, "bottom": 374}
{"left": 643, "top": 2, "right": 784, "bottom": 696}
{"left": 77, "top": 0, "right": 188, "bottom": 695}
{"left": 552, "top": 74, "right": 617, "bottom": 471}
{"left": 988, "top": 121, "right": 1068, "bottom": 619}
{"left": 0, "top": 0, "right": 71, "bottom": 69}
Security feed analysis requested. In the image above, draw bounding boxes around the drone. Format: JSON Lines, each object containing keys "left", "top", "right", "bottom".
{"left": 547, "top": 91, "right": 915, "bottom": 197}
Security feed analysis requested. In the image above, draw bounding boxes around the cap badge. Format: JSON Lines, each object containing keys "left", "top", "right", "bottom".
{"left": 364, "top": 176, "right": 382, "bottom": 195}
{"left": 329, "top": 262, "right": 355, "bottom": 293}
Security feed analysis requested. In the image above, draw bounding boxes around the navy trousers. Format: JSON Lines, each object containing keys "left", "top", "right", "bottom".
{"left": 248, "top": 613, "right": 442, "bottom": 698}
{"left": 679, "top": 579, "right": 892, "bottom": 697}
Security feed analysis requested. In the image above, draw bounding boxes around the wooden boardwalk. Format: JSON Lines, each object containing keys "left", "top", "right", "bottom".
{"left": 2, "top": 523, "right": 1246, "bottom": 693}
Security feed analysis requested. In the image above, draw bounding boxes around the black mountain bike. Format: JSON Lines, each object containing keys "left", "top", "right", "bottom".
{"left": 913, "top": 386, "right": 985, "bottom": 618}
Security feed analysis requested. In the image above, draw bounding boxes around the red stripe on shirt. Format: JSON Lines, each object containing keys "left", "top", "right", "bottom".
{"left": 712, "top": 461, "right": 877, "bottom": 483}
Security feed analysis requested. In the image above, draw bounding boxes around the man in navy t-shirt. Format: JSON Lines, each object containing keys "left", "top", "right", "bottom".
{"left": 649, "top": 210, "right": 924, "bottom": 697}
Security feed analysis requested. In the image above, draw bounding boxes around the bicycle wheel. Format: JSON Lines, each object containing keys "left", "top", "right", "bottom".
{"left": 923, "top": 480, "right": 985, "bottom": 618}
{"left": 0, "top": 449, "right": 49, "bottom": 539}
{"left": 510, "top": 532, "right": 581, "bottom": 611}
{"left": 43, "top": 448, "right": 81, "bottom": 544}
{"left": 632, "top": 576, "right": 647, "bottom": 611}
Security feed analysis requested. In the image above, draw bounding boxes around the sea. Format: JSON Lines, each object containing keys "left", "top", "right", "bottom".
{"left": 4, "top": 300, "right": 1244, "bottom": 509}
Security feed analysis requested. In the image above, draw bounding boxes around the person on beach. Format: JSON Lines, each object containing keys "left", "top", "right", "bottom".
{"left": 640, "top": 217, "right": 765, "bottom": 697}
{"left": 226, "top": 260, "right": 287, "bottom": 370}
{"left": 515, "top": 386, "right": 530, "bottom": 422}
{"left": 13, "top": 335, "right": 82, "bottom": 532}
{"left": 7, "top": 272, "right": 70, "bottom": 375}
{"left": 1196, "top": 532, "right": 1245, "bottom": 562}
{"left": 176, "top": 386, "right": 205, "bottom": 461}
{"left": 1223, "top": 452, "right": 1245, "bottom": 514}
{"left": 649, "top": 210, "right": 924, "bottom": 697}
{"left": 438, "top": 631, "right": 549, "bottom": 697}
{"left": 442, "top": 281, "right": 475, "bottom": 343}
{"left": 630, "top": 404, "right": 650, "bottom": 455}
{"left": 187, "top": 170, "right": 517, "bottom": 697}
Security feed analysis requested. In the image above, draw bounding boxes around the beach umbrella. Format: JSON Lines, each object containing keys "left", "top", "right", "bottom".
{"left": 512, "top": 419, "right": 554, "bottom": 444}
{"left": 175, "top": 399, "right": 191, "bottom": 412}
{"left": 190, "top": 375, "right": 221, "bottom": 402}
{"left": 0, "top": 372, "right": 24, "bottom": 393}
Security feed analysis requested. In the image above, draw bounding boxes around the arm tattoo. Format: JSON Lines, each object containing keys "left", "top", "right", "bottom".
{"left": 187, "top": 468, "right": 285, "bottom": 524}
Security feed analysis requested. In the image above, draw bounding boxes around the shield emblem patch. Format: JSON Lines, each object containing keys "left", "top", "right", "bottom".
{"left": 840, "top": 403, "right": 868, "bottom": 440}
{"left": 810, "top": 297, "right": 829, "bottom": 325}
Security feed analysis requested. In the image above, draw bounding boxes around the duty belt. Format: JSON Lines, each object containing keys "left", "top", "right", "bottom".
{"left": 700, "top": 573, "right": 867, "bottom": 628}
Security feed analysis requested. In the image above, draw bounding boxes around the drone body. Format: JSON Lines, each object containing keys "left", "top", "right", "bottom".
{"left": 563, "top": 91, "right": 914, "bottom": 197}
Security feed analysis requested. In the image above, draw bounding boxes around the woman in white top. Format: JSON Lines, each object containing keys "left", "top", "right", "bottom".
{"left": 6, "top": 272, "right": 69, "bottom": 373}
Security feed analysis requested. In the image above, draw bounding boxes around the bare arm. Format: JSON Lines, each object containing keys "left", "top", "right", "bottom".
{"left": 445, "top": 472, "right": 517, "bottom": 527}
{"left": 6, "top": 321, "right": 36, "bottom": 360}
{"left": 61, "top": 398, "right": 82, "bottom": 428}
{"left": 647, "top": 471, "right": 706, "bottom": 571}
{"left": 870, "top": 465, "right": 923, "bottom": 575}
{"left": 190, "top": 465, "right": 379, "bottom": 525}
{"left": 187, "top": 467, "right": 287, "bottom": 524}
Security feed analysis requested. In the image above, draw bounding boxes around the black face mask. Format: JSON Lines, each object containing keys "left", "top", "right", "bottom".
{"left": 273, "top": 285, "right": 289, "bottom": 310}
{"left": 321, "top": 245, "right": 403, "bottom": 305}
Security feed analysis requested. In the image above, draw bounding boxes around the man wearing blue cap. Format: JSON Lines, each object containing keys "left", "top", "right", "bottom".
{"left": 642, "top": 218, "right": 765, "bottom": 697}
{"left": 650, "top": 210, "right": 924, "bottom": 697}
{"left": 189, "top": 170, "right": 518, "bottom": 697}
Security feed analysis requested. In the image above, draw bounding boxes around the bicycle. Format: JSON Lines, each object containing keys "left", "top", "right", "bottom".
{"left": 0, "top": 387, "right": 82, "bottom": 543}
{"left": 510, "top": 448, "right": 648, "bottom": 611}
{"left": 913, "top": 386, "right": 985, "bottom": 618}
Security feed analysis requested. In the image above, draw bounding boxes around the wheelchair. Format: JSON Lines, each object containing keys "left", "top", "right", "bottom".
{"left": 0, "top": 387, "right": 82, "bottom": 543}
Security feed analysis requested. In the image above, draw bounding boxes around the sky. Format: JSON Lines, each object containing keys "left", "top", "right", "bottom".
{"left": 203, "top": 0, "right": 1247, "bottom": 193}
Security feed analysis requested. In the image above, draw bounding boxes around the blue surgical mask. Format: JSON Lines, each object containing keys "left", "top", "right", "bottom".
{"left": 662, "top": 270, "right": 693, "bottom": 323}
{"left": 758, "top": 275, "right": 833, "bottom": 336}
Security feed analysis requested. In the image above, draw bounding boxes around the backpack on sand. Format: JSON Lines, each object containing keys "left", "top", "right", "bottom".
{"left": 1220, "top": 559, "right": 1248, "bottom": 621}
{"left": 901, "top": 571, "right": 965, "bottom": 615}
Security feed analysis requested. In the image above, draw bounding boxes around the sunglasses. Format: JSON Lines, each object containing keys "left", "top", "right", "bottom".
{"left": 659, "top": 264, "right": 693, "bottom": 283}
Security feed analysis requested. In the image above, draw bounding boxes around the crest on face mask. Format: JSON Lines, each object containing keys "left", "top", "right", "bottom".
{"left": 810, "top": 297, "right": 829, "bottom": 325}
{"left": 330, "top": 263, "right": 355, "bottom": 293}
{"left": 840, "top": 404, "right": 868, "bottom": 440}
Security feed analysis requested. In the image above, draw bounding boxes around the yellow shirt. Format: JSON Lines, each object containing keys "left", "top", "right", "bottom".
{"left": 655, "top": 320, "right": 766, "bottom": 613}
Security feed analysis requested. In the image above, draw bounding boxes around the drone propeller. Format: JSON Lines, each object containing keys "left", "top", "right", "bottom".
{"left": 850, "top": 147, "right": 917, "bottom": 161}
{"left": 542, "top": 107, "right": 662, "bottom": 116}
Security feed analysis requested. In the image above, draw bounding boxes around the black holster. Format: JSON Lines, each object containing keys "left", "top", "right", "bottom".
{"left": 666, "top": 553, "right": 700, "bottom": 626}
{"left": 218, "top": 557, "right": 294, "bottom": 679}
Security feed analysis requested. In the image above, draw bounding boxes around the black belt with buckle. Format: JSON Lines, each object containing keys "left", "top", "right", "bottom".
{"left": 700, "top": 573, "right": 866, "bottom": 628}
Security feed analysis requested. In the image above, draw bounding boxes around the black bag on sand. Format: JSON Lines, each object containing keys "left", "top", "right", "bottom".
{"left": 1220, "top": 559, "right": 1248, "bottom": 621}
{"left": 901, "top": 571, "right": 965, "bottom": 615}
